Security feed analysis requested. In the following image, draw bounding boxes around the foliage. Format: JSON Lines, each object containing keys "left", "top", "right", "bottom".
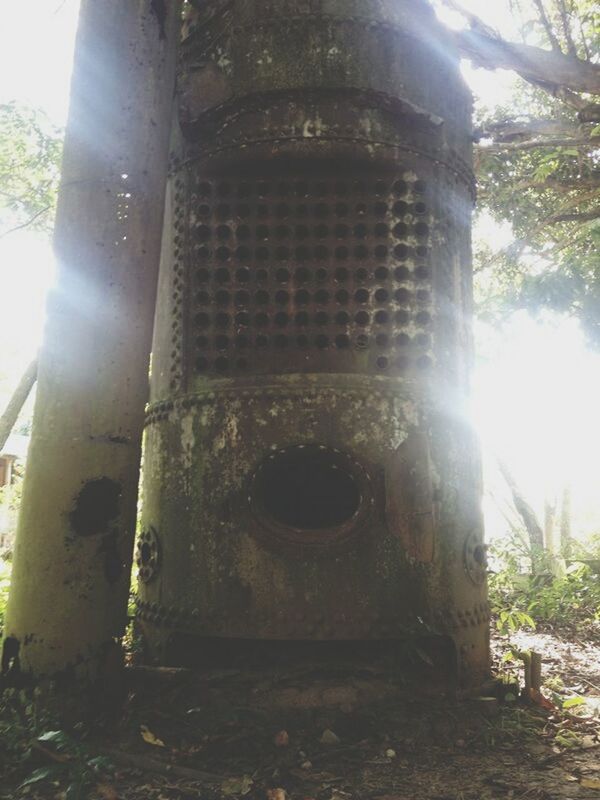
{"left": 0, "top": 461, "right": 24, "bottom": 514}
{"left": 0, "top": 102, "right": 63, "bottom": 235}
{"left": 0, "top": 690, "right": 112, "bottom": 798}
{"left": 474, "top": 84, "right": 600, "bottom": 344}
{"left": 0, "top": 688, "right": 54, "bottom": 780}
{"left": 444, "top": 0, "right": 600, "bottom": 344}
{"left": 0, "top": 558, "right": 10, "bottom": 636}
{"left": 0, "top": 465, "right": 23, "bottom": 634}
{"left": 489, "top": 534, "right": 600, "bottom": 635}
{"left": 528, "top": 562, "right": 600, "bottom": 622}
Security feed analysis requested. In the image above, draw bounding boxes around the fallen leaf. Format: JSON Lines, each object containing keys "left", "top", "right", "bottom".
{"left": 529, "top": 689, "right": 555, "bottom": 710}
{"left": 582, "top": 736, "right": 599, "bottom": 749}
{"left": 140, "top": 725, "right": 165, "bottom": 748}
{"left": 274, "top": 730, "right": 289, "bottom": 747}
{"left": 96, "top": 785, "right": 120, "bottom": 800}
{"left": 320, "top": 729, "right": 340, "bottom": 745}
{"left": 221, "top": 776, "right": 253, "bottom": 796}
{"left": 581, "top": 778, "right": 600, "bottom": 790}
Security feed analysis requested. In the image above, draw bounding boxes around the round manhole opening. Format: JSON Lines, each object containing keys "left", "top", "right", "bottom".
{"left": 252, "top": 446, "right": 362, "bottom": 533}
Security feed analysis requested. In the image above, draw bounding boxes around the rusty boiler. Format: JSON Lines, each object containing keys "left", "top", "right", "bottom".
{"left": 136, "top": 0, "right": 489, "bottom": 689}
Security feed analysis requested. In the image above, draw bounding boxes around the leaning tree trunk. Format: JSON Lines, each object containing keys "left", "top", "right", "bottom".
{"left": 498, "top": 460, "right": 545, "bottom": 572}
{"left": 2, "top": 0, "right": 181, "bottom": 683}
{"left": 0, "top": 359, "right": 37, "bottom": 453}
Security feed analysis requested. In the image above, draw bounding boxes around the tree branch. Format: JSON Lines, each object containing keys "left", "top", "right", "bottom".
{"left": 533, "top": 0, "right": 562, "bottom": 52}
{"left": 477, "top": 135, "right": 600, "bottom": 152}
{"left": 555, "top": 0, "right": 578, "bottom": 58}
{"left": 481, "top": 117, "right": 583, "bottom": 141}
{"left": 441, "top": 1, "right": 600, "bottom": 97}
{"left": 475, "top": 187, "right": 600, "bottom": 271}
{"left": 480, "top": 174, "right": 600, "bottom": 194}
{"left": 498, "top": 460, "right": 545, "bottom": 562}
{"left": 578, "top": 15, "right": 591, "bottom": 62}
{"left": 0, "top": 205, "right": 51, "bottom": 238}
{"left": 0, "top": 359, "right": 37, "bottom": 453}
{"left": 549, "top": 208, "right": 600, "bottom": 223}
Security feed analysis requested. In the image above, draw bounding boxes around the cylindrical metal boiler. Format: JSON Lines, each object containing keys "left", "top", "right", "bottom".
{"left": 136, "top": 0, "right": 489, "bottom": 688}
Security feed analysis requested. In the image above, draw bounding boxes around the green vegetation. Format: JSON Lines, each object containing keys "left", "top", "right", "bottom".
{"left": 460, "top": 0, "right": 600, "bottom": 343}
{"left": 0, "top": 690, "right": 113, "bottom": 798}
{"left": 0, "top": 102, "right": 62, "bottom": 235}
{"left": 0, "top": 558, "right": 9, "bottom": 636}
{"left": 489, "top": 535, "right": 600, "bottom": 636}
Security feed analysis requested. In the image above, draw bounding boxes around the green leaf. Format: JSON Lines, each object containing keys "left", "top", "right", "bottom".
{"left": 87, "top": 755, "right": 113, "bottom": 773}
{"left": 19, "top": 766, "right": 56, "bottom": 788}
{"left": 66, "top": 781, "right": 84, "bottom": 800}
{"left": 38, "top": 729, "right": 73, "bottom": 750}
{"left": 563, "top": 696, "right": 586, "bottom": 709}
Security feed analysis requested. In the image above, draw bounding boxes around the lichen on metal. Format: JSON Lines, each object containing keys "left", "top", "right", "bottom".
{"left": 138, "top": 0, "right": 488, "bottom": 688}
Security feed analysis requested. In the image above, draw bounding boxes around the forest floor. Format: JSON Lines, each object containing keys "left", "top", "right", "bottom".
{"left": 3, "top": 622, "right": 600, "bottom": 800}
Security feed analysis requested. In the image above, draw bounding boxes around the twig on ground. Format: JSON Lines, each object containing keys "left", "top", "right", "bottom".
{"left": 103, "top": 748, "right": 226, "bottom": 786}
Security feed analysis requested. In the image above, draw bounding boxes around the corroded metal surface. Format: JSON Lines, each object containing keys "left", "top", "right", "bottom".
{"left": 138, "top": 0, "right": 488, "bottom": 688}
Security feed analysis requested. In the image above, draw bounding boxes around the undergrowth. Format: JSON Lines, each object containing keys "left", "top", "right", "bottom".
{"left": 488, "top": 532, "right": 600, "bottom": 637}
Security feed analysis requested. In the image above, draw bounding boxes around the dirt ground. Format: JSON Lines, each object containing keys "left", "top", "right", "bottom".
{"left": 6, "top": 624, "right": 600, "bottom": 800}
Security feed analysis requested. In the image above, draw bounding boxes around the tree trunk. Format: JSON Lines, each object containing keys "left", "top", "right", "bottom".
{"left": 543, "top": 495, "right": 557, "bottom": 555}
{"left": 0, "top": 359, "right": 37, "bottom": 453}
{"left": 498, "top": 461, "right": 545, "bottom": 571}
{"left": 544, "top": 493, "right": 565, "bottom": 577}
{"left": 559, "top": 484, "right": 572, "bottom": 558}
{"left": 2, "top": 0, "right": 181, "bottom": 682}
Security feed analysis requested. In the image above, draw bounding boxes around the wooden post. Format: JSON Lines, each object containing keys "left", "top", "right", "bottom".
{"left": 2, "top": 0, "right": 181, "bottom": 681}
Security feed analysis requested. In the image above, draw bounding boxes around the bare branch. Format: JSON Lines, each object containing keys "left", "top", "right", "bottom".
{"left": 578, "top": 15, "right": 591, "bottom": 62}
{"left": 442, "top": 0, "right": 600, "bottom": 98}
{"left": 475, "top": 187, "right": 600, "bottom": 271}
{"left": 0, "top": 205, "right": 51, "bottom": 238}
{"left": 481, "top": 117, "right": 583, "bottom": 141}
{"left": 479, "top": 175, "right": 600, "bottom": 196}
{"left": 553, "top": 87, "right": 592, "bottom": 112}
{"left": 477, "top": 135, "right": 600, "bottom": 152}
{"left": 454, "top": 28, "right": 600, "bottom": 95}
{"left": 533, "top": 0, "right": 563, "bottom": 51}
{"left": 555, "top": 0, "right": 578, "bottom": 58}
{"left": 549, "top": 208, "right": 600, "bottom": 223}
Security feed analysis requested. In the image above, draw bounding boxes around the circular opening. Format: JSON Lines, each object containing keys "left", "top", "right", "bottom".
{"left": 140, "top": 543, "right": 152, "bottom": 565}
{"left": 253, "top": 447, "right": 362, "bottom": 532}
